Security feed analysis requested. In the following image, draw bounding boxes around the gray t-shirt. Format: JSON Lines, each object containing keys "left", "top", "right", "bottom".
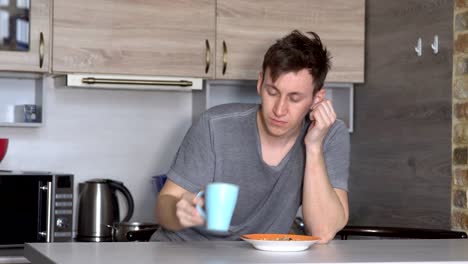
{"left": 151, "top": 103, "right": 349, "bottom": 241}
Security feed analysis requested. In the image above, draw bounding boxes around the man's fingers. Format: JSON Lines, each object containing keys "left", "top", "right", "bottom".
{"left": 321, "top": 100, "right": 331, "bottom": 116}
{"left": 311, "top": 100, "right": 336, "bottom": 126}
{"left": 176, "top": 192, "right": 208, "bottom": 228}
{"left": 319, "top": 106, "right": 335, "bottom": 125}
{"left": 176, "top": 199, "right": 192, "bottom": 218}
{"left": 314, "top": 107, "right": 329, "bottom": 128}
{"left": 193, "top": 195, "right": 205, "bottom": 207}
{"left": 323, "top": 100, "right": 336, "bottom": 119}
{"left": 310, "top": 108, "right": 331, "bottom": 130}
{"left": 191, "top": 207, "right": 206, "bottom": 225}
{"left": 312, "top": 99, "right": 331, "bottom": 113}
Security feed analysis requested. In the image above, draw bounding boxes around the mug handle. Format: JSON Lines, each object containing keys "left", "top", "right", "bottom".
{"left": 195, "top": 191, "right": 206, "bottom": 219}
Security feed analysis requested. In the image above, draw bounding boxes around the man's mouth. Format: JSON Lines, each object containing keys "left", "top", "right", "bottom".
{"left": 270, "top": 118, "right": 287, "bottom": 126}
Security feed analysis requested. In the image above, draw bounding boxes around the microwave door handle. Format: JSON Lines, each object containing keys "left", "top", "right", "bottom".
{"left": 46, "top": 181, "right": 52, "bottom": 242}
{"left": 39, "top": 182, "right": 52, "bottom": 242}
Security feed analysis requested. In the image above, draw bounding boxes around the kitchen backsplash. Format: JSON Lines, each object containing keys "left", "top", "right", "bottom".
{"left": 0, "top": 77, "right": 193, "bottom": 230}
{"left": 0, "top": 76, "right": 354, "bottom": 235}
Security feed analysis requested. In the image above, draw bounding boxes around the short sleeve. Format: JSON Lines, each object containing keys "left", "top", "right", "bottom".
{"left": 323, "top": 120, "right": 350, "bottom": 191}
{"left": 166, "top": 112, "right": 215, "bottom": 193}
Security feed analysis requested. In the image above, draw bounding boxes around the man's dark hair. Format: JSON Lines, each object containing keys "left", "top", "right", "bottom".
{"left": 262, "top": 30, "right": 331, "bottom": 94}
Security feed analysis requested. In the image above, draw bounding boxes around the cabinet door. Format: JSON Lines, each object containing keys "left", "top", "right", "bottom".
{"left": 0, "top": 0, "right": 51, "bottom": 72}
{"left": 53, "top": 0, "right": 215, "bottom": 78}
{"left": 216, "top": 0, "right": 365, "bottom": 82}
{"left": 349, "top": 0, "right": 453, "bottom": 229}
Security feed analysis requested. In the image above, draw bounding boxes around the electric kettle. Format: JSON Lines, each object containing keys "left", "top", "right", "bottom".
{"left": 76, "top": 179, "right": 134, "bottom": 242}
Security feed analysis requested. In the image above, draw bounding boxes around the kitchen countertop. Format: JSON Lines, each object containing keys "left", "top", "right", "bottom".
{"left": 25, "top": 239, "right": 468, "bottom": 264}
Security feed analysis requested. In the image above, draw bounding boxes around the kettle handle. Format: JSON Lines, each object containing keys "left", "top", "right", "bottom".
{"left": 107, "top": 180, "right": 134, "bottom": 222}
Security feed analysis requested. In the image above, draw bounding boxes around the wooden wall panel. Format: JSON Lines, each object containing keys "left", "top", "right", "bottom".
{"left": 349, "top": 0, "right": 453, "bottom": 229}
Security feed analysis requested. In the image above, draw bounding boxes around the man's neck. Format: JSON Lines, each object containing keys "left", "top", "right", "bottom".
{"left": 256, "top": 111, "right": 302, "bottom": 166}
{"left": 257, "top": 111, "right": 302, "bottom": 146}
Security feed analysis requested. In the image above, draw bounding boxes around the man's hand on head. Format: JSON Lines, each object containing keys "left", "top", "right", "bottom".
{"left": 304, "top": 99, "right": 337, "bottom": 151}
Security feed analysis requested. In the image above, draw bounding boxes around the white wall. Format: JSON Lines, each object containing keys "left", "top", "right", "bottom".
{"left": 0, "top": 77, "right": 193, "bottom": 230}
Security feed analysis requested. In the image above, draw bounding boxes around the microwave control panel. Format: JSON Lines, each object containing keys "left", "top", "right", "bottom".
{"left": 53, "top": 174, "right": 74, "bottom": 242}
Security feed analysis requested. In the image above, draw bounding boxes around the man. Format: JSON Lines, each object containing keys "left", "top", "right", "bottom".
{"left": 151, "top": 30, "right": 350, "bottom": 243}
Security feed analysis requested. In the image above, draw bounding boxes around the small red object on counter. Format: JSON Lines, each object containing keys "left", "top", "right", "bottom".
{"left": 0, "top": 138, "right": 8, "bottom": 163}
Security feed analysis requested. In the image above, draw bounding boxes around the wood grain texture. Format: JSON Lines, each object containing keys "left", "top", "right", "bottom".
{"left": 349, "top": 0, "right": 453, "bottom": 229}
{"left": 0, "top": 0, "right": 51, "bottom": 72}
{"left": 215, "top": 0, "right": 365, "bottom": 82}
{"left": 53, "top": 0, "right": 215, "bottom": 78}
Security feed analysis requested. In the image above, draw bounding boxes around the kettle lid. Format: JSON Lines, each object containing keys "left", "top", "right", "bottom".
{"left": 86, "top": 178, "right": 109, "bottom": 183}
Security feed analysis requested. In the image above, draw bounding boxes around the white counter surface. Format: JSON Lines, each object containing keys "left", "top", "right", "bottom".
{"left": 25, "top": 239, "right": 468, "bottom": 264}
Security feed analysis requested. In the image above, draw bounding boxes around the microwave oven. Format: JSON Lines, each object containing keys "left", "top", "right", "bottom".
{"left": 0, "top": 170, "right": 74, "bottom": 248}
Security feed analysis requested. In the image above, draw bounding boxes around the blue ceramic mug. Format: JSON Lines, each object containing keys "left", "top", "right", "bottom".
{"left": 196, "top": 182, "right": 239, "bottom": 232}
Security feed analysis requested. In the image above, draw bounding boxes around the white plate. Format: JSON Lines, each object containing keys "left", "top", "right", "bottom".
{"left": 241, "top": 234, "right": 319, "bottom": 252}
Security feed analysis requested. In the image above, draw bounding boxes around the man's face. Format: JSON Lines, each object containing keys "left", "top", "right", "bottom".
{"left": 257, "top": 68, "right": 322, "bottom": 138}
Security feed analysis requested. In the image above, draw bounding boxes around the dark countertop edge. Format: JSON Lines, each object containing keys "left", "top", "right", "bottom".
{"left": 24, "top": 244, "right": 54, "bottom": 264}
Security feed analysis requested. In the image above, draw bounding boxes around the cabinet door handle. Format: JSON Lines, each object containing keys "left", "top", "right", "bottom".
{"left": 222, "top": 40, "right": 227, "bottom": 75}
{"left": 39, "top": 32, "right": 44, "bottom": 68}
{"left": 205, "top": 39, "right": 211, "bottom": 74}
{"left": 81, "top": 77, "right": 193, "bottom": 87}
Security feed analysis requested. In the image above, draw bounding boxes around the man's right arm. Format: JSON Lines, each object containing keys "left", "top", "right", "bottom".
{"left": 156, "top": 179, "right": 205, "bottom": 231}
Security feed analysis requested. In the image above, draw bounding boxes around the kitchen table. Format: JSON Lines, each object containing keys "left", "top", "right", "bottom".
{"left": 25, "top": 239, "right": 468, "bottom": 264}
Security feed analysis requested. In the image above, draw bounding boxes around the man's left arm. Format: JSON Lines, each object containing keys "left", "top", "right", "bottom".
{"left": 302, "top": 99, "right": 350, "bottom": 243}
{"left": 302, "top": 148, "right": 349, "bottom": 243}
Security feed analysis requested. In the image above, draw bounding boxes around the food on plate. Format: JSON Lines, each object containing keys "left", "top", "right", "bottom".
{"left": 241, "top": 233, "right": 319, "bottom": 241}
{"left": 274, "top": 237, "right": 293, "bottom": 241}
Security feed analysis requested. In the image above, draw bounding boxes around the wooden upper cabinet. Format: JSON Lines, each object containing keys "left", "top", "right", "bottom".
{"left": 52, "top": 0, "right": 364, "bottom": 81}
{"left": 0, "top": 0, "right": 51, "bottom": 73}
{"left": 53, "top": 0, "right": 216, "bottom": 78}
{"left": 216, "top": 0, "right": 365, "bottom": 82}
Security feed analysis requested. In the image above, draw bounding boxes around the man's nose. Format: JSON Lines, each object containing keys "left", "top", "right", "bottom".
{"left": 273, "top": 97, "right": 288, "bottom": 116}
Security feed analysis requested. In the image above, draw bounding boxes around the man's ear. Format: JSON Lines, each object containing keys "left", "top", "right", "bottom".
{"left": 256, "top": 72, "right": 263, "bottom": 96}
{"left": 312, "top": 89, "right": 326, "bottom": 105}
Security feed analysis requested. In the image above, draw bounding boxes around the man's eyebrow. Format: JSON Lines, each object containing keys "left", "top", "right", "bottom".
{"left": 289, "top": 92, "right": 305, "bottom": 96}
{"left": 264, "top": 83, "right": 277, "bottom": 89}
{"left": 263, "top": 83, "right": 306, "bottom": 97}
